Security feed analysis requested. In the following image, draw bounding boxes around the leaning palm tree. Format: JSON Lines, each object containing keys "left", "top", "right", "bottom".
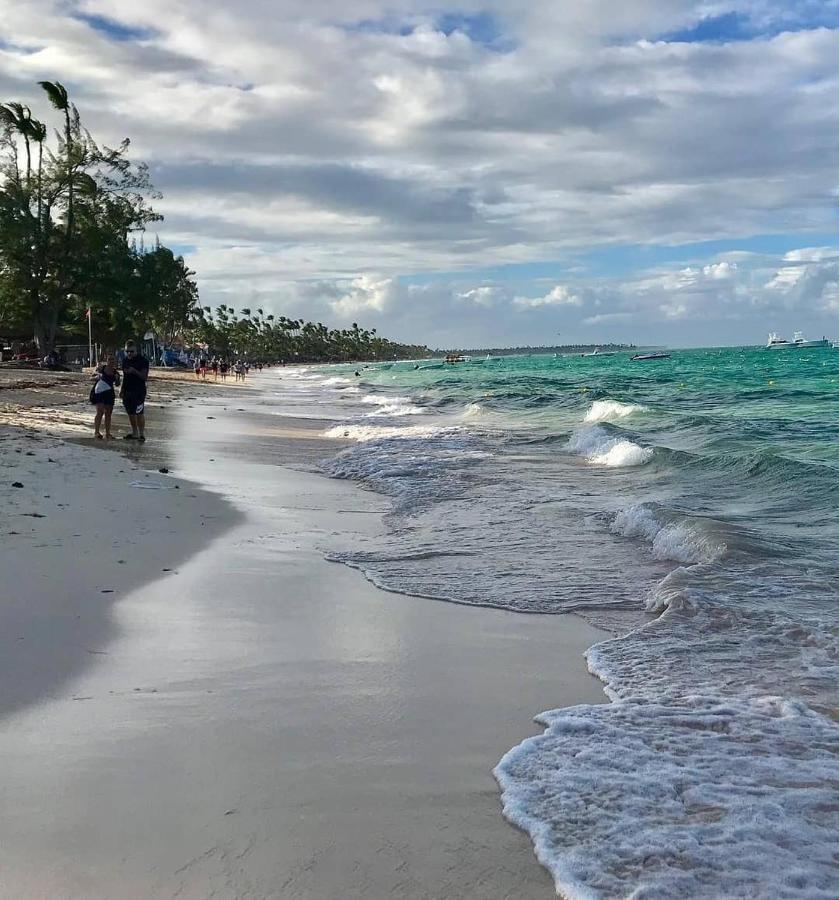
{"left": 38, "top": 81, "right": 74, "bottom": 243}
{"left": 0, "top": 102, "right": 34, "bottom": 182}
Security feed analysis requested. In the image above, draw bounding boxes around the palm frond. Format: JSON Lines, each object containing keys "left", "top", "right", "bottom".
{"left": 38, "top": 81, "right": 69, "bottom": 111}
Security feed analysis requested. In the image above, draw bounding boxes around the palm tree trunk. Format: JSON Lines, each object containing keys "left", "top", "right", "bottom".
{"left": 64, "top": 106, "right": 73, "bottom": 246}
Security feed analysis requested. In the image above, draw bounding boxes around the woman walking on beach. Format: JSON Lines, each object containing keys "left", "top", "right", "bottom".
{"left": 89, "top": 356, "right": 120, "bottom": 440}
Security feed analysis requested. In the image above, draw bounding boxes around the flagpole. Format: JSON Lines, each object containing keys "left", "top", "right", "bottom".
{"left": 87, "top": 308, "right": 93, "bottom": 367}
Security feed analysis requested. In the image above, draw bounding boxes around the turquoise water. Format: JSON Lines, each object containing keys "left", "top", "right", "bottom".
{"left": 286, "top": 348, "right": 839, "bottom": 898}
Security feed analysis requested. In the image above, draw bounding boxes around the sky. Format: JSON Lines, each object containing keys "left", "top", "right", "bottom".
{"left": 2, "top": 1, "right": 839, "bottom": 347}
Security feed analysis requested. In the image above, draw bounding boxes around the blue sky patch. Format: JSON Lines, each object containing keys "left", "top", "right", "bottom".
{"left": 435, "top": 11, "right": 509, "bottom": 48}
{"left": 662, "top": 12, "right": 753, "bottom": 44}
{"left": 660, "top": 6, "right": 839, "bottom": 44}
{"left": 347, "top": 10, "right": 511, "bottom": 49}
{"left": 73, "top": 13, "right": 158, "bottom": 42}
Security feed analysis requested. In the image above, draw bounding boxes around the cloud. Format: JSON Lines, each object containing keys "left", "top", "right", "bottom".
{"left": 3, "top": 0, "right": 839, "bottom": 343}
{"left": 457, "top": 285, "right": 506, "bottom": 307}
{"left": 514, "top": 285, "right": 583, "bottom": 308}
{"left": 329, "top": 275, "right": 396, "bottom": 316}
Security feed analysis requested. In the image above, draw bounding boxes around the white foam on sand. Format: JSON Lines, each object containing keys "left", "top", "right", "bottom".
{"left": 495, "top": 695, "right": 839, "bottom": 900}
{"left": 584, "top": 400, "right": 648, "bottom": 423}
{"left": 567, "top": 425, "right": 653, "bottom": 468}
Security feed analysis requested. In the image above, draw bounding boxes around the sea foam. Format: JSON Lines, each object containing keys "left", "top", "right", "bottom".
{"left": 611, "top": 504, "right": 724, "bottom": 565}
{"left": 322, "top": 423, "right": 447, "bottom": 442}
{"left": 567, "top": 425, "right": 653, "bottom": 467}
{"left": 584, "top": 400, "right": 648, "bottom": 422}
{"left": 495, "top": 696, "right": 839, "bottom": 900}
{"left": 361, "top": 394, "right": 425, "bottom": 418}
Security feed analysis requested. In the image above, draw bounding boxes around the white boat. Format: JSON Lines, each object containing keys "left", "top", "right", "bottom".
{"left": 767, "top": 331, "right": 830, "bottom": 350}
{"left": 444, "top": 354, "right": 472, "bottom": 364}
{"left": 581, "top": 348, "right": 619, "bottom": 357}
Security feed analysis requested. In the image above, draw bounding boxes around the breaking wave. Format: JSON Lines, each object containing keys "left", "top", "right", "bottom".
{"left": 584, "top": 400, "right": 648, "bottom": 422}
{"left": 567, "top": 424, "right": 653, "bottom": 467}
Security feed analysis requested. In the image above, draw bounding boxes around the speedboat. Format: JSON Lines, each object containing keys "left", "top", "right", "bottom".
{"left": 631, "top": 352, "right": 670, "bottom": 361}
{"left": 444, "top": 354, "right": 472, "bottom": 364}
{"left": 582, "top": 348, "right": 619, "bottom": 357}
{"left": 767, "top": 331, "right": 830, "bottom": 349}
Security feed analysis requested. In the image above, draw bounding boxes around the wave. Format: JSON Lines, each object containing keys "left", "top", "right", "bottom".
{"left": 584, "top": 400, "right": 648, "bottom": 422}
{"left": 566, "top": 424, "right": 653, "bottom": 467}
{"left": 322, "top": 423, "right": 450, "bottom": 442}
{"left": 360, "top": 394, "right": 426, "bottom": 418}
{"left": 611, "top": 504, "right": 725, "bottom": 565}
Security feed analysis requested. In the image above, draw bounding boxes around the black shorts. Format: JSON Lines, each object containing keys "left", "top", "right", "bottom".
{"left": 122, "top": 392, "right": 146, "bottom": 415}
{"left": 90, "top": 388, "right": 115, "bottom": 406}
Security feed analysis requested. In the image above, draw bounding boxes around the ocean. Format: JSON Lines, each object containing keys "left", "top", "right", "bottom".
{"left": 274, "top": 348, "right": 838, "bottom": 898}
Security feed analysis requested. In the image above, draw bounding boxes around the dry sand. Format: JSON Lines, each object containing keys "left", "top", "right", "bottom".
{"left": 0, "top": 372, "right": 609, "bottom": 899}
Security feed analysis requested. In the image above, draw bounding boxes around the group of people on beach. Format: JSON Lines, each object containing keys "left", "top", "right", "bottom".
{"left": 192, "top": 357, "right": 264, "bottom": 382}
{"left": 88, "top": 340, "right": 148, "bottom": 442}
{"left": 89, "top": 343, "right": 271, "bottom": 440}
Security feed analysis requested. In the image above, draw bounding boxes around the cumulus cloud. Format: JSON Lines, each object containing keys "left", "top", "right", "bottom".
{"left": 329, "top": 275, "right": 396, "bottom": 316}
{"left": 457, "top": 286, "right": 506, "bottom": 307}
{"left": 514, "top": 285, "right": 583, "bottom": 308}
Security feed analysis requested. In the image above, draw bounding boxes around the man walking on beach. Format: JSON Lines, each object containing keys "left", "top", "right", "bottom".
{"left": 120, "top": 340, "right": 149, "bottom": 442}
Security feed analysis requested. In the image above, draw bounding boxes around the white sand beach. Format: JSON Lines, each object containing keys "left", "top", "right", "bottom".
{"left": 0, "top": 371, "right": 608, "bottom": 899}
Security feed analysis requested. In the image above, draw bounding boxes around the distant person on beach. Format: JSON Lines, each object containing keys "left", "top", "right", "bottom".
{"left": 211, "top": 359, "right": 219, "bottom": 380}
{"left": 89, "top": 356, "right": 120, "bottom": 440}
{"left": 193, "top": 359, "right": 201, "bottom": 378}
{"left": 120, "top": 340, "right": 149, "bottom": 442}
{"left": 220, "top": 361, "right": 229, "bottom": 380}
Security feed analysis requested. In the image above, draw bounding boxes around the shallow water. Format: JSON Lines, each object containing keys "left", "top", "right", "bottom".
{"left": 272, "top": 350, "right": 839, "bottom": 898}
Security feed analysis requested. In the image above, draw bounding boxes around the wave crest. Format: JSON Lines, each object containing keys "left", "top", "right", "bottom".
{"left": 584, "top": 400, "right": 648, "bottom": 422}
{"left": 611, "top": 504, "right": 725, "bottom": 564}
{"left": 567, "top": 425, "right": 653, "bottom": 467}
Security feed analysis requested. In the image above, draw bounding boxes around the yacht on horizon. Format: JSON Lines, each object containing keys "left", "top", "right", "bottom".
{"left": 766, "top": 331, "right": 830, "bottom": 350}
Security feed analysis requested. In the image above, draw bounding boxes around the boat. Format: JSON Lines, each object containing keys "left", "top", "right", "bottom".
{"left": 581, "top": 348, "right": 619, "bottom": 357}
{"left": 631, "top": 352, "right": 671, "bottom": 361}
{"left": 766, "top": 331, "right": 830, "bottom": 350}
{"left": 444, "top": 354, "right": 472, "bottom": 364}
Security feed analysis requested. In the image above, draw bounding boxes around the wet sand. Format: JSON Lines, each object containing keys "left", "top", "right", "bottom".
{"left": 0, "top": 379, "right": 608, "bottom": 898}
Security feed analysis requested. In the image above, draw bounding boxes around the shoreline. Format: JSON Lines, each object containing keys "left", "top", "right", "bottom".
{"left": 0, "top": 370, "right": 610, "bottom": 898}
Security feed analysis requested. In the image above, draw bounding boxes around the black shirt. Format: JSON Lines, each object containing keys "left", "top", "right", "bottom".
{"left": 122, "top": 354, "right": 149, "bottom": 394}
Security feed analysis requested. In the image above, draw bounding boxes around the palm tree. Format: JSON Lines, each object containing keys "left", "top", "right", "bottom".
{"left": 29, "top": 118, "right": 46, "bottom": 225}
{"left": 38, "top": 82, "right": 74, "bottom": 244}
{"left": 0, "top": 102, "right": 34, "bottom": 182}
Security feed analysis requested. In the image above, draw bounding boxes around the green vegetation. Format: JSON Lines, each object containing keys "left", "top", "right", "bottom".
{"left": 189, "top": 308, "right": 428, "bottom": 362}
{"left": 0, "top": 82, "right": 427, "bottom": 363}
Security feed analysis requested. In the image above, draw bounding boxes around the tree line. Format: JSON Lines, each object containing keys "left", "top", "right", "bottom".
{"left": 189, "top": 307, "right": 429, "bottom": 363}
{"left": 0, "top": 81, "right": 428, "bottom": 363}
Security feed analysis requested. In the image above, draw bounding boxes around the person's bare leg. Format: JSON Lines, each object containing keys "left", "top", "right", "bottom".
{"left": 104, "top": 406, "right": 114, "bottom": 439}
{"left": 94, "top": 405, "right": 104, "bottom": 439}
{"left": 127, "top": 413, "right": 139, "bottom": 437}
{"left": 137, "top": 413, "right": 146, "bottom": 439}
